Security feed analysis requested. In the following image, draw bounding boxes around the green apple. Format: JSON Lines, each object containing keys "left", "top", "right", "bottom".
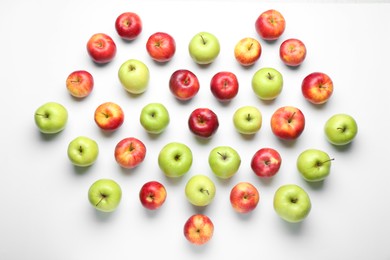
{"left": 140, "top": 102, "right": 170, "bottom": 134}
{"left": 88, "top": 179, "right": 122, "bottom": 212}
{"left": 185, "top": 174, "right": 216, "bottom": 207}
{"left": 297, "top": 149, "right": 334, "bottom": 182}
{"left": 34, "top": 102, "right": 68, "bottom": 134}
{"left": 158, "top": 142, "right": 193, "bottom": 177}
{"left": 252, "top": 67, "right": 283, "bottom": 100}
{"left": 67, "top": 136, "right": 99, "bottom": 167}
{"left": 188, "top": 32, "right": 220, "bottom": 65}
{"left": 232, "top": 106, "right": 262, "bottom": 135}
{"left": 118, "top": 59, "right": 149, "bottom": 94}
{"left": 273, "top": 184, "right": 311, "bottom": 223}
{"left": 208, "top": 146, "right": 241, "bottom": 179}
{"left": 324, "top": 113, "right": 358, "bottom": 146}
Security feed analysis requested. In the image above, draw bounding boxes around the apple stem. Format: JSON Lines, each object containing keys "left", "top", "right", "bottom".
{"left": 337, "top": 127, "right": 346, "bottom": 133}
{"left": 78, "top": 146, "right": 83, "bottom": 154}
{"left": 288, "top": 112, "right": 296, "bottom": 123}
{"left": 267, "top": 72, "right": 274, "bottom": 80}
{"left": 200, "top": 188, "right": 209, "bottom": 196}
{"left": 200, "top": 34, "right": 206, "bottom": 45}
{"left": 246, "top": 114, "right": 252, "bottom": 121}
{"left": 316, "top": 158, "right": 335, "bottom": 167}
{"left": 248, "top": 42, "right": 254, "bottom": 51}
{"left": 35, "top": 113, "right": 49, "bottom": 118}
{"left": 217, "top": 152, "right": 227, "bottom": 160}
{"left": 96, "top": 194, "right": 106, "bottom": 207}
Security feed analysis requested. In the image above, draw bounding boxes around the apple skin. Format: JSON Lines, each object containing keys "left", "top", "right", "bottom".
{"left": 115, "top": 12, "right": 142, "bottom": 41}
{"left": 279, "top": 38, "right": 307, "bottom": 67}
{"left": 34, "top": 102, "right": 68, "bottom": 134}
{"left": 140, "top": 103, "right": 170, "bottom": 134}
{"left": 86, "top": 33, "right": 116, "bottom": 64}
{"left": 158, "top": 142, "right": 193, "bottom": 178}
{"left": 94, "top": 102, "right": 124, "bottom": 131}
{"left": 208, "top": 146, "right": 241, "bottom": 179}
{"left": 169, "top": 69, "right": 200, "bottom": 101}
{"left": 232, "top": 106, "right": 262, "bottom": 135}
{"left": 252, "top": 67, "right": 283, "bottom": 100}
{"left": 234, "top": 37, "right": 262, "bottom": 66}
{"left": 273, "top": 184, "right": 311, "bottom": 223}
{"left": 188, "top": 108, "right": 219, "bottom": 138}
{"left": 185, "top": 174, "right": 216, "bottom": 207}
{"left": 183, "top": 214, "right": 214, "bottom": 246}
{"left": 146, "top": 32, "right": 176, "bottom": 62}
{"left": 255, "top": 9, "right": 286, "bottom": 41}
{"left": 188, "top": 32, "right": 220, "bottom": 65}
{"left": 114, "top": 137, "right": 146, "bottom": 169}
{"left": 251, "top": 148, "right": 282, "bottom": 178}
{"left": 324, "top": 113, "right": 358, "bottom": 146}
{"left": 210, "top": 71, "right": 239, "bottom": 102}
{"left": 301, "top": 72, "right": 334, "bottom": 104}
{"left": 88, "top": 179, "right": 122, "bottom": 212}
{"left": 66, "top": 70, "right": 94, "bottom": 98}
{"left": 118, "top": 59, "right": 150, "bottom": 95}
{"left": 139, "top": 181, "right": 167, "bottom": 210}
{"left": 270, "top": 106, "right": 305, "bottom": 140}
{"left": 67, "top": 136, "right": 99, "bottom": 167}
{"left": 297, "top": 149, "right": 333, "bottom": 182}
{"left": 230, "top": 182, "right": 260, "bottom": 214}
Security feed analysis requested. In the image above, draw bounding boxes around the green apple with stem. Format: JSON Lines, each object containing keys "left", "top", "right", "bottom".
{"left": 232, "top": 105, "right": 262, "bottom": 135}
{"left": 297, "top": 149, "right": 334, "bottom": 182}
{"left": 88, "top": 179, "right": 122, "bottom": 212}
{"left": 140, "top": 102, "right": 170, "bottom": 134}
{"left": 185, "top": 174, "right": 216, "bottom": 207}
{"left": 252, "top": 67, "right": 283, "bottom": 100}
{"left": 118, "top": 59, "right": 149, "bottom": 94}
{"left": 67, "top": 136, "right": 99, "bottom": 167}
{"left": 158, "top": 142, "right": 193, "bottom": 178}
{"left": 188, "top": 32, "right": 220, "bottom": 65}
{"left": 324, "top": 113, "right": 358, "bottom": 146}
{"left": 34, "top": 102, "right": 68, "bottom": 134}
{"left": 208, "top": 146, "right": 241, "bottom": 179}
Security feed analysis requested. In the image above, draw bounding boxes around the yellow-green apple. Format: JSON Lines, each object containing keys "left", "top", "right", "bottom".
{"left": 169, "top": 69, "right": 200, "bottom": 101}
{"left": 252, "top": 67, "right": 283, "bottom": 100}
{"left": 273, "top": 184, "right": 311, "bottom": 223}
{"left": 185, "top": 174, "right": 216, "bottom": 207}
{"left": 210, "top": 71, "right": 239, "bottom": 102}
{"left": 94, "top": 102, "right": 124, "bottom": 131}
{"left": 115, "top": 12, "right": 142, "bottom": 41}
{"left": 66, "top": 70, "right": 94, "bottom": 98}
{"left": 255, "top": 9, "right": 286, "bottom": 41}
{"left": 297, "top": 149, "right": 334, "bottom": 182}
{"left": 67, "top": 136, "right": 99, "bottom": 167}
{"left": 114, "top": 137, "right": 146, "bottom": 169}
{"left": 86, "top": 33, "right": 116, "bottom": 64}
{"left": 188, "top": 108, "right": 219, "bottom": 138}
{"left": 251, "top": 148, "right": 282, "bottom": 177}
{"left": 88, "top": 179, "right": 122, "bottom": 212}
{"left": 146, "top": 32, "right": 176, "bottom": 62}
{"left": 270, "top": 106, "right": 305, "bottom": 140}
{"left": 139, "top": 181, "right": 167, "bottom": 210}
{"left": 183, "top": 214, "right": 214, "bottom": 246}
{"left": 188, "top": 32, "right": 220, "bottom": 65}
{"left": 230, "top": 182, "right": 260, "bottom": 214}
{"left": 158, "top": 142, "right": 193, "bottom": 178}
{"left": 324, "top": 113, "right": 358, "bottom": 145}
{"left": 301, "top": 72, "right": 334, "bottom": 104}
{"left": 34, "top": 102, "right": 68, "bottom": 134}
{"left": 234, "top": 37, "right": 262, "bottom": 66}
{"left": 232, "top": 105, "right": 262, "bottom": 135}
{"left": 279, "top": 38, "right": 307, "bottom": 67}
{"left": 140, "top": 103, "right": 170, "bottom": 134}
{"left": 208, "top": 146, "right": 241, "bottom": 179}
{"left": 118, "top": 59, "right": 149, "bottom": 94}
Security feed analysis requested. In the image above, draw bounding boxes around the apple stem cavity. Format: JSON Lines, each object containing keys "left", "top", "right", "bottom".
{"left": 35, "top": 113, "right": 49, "bottom": 118}
{"left": 267, "top": 72, "right": 274, "bottom": 80}
{"left": 96, "top": 194, "right": 107, "bottom": 207}
{"left": 200, "top": 188, "right": 210, "bottom": 196}
{"left": 288, "top": 112, "right": 296, "bottom": 123}
{"left": 217, "top": 152, "right": 228, "bottom": 160}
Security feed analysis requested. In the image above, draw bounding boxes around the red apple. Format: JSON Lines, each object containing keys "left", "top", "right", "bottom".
{"left": 234, "top": 37, "right": 262, "bottom": 66}
{"left": 94, "top": 102, "right": 124, "bottom": 131}
{"left": 255, "top": 9, "right": 286, "bottom": 41}
{"left": 279, "top": 38, "right": 307, "bottom": 67}
{"left": 115, "top": 12, "right": 142, "bottom": 41}
{"left": 169, "top": 69, "right": 200, "bottom": 101}
{"left": 210, "top": 71, "right": 239, "bottom": 102}
{"left": 139, "top": 181, "right": 167, "bottom": 210}
{"left": 183, "top": 214, "right": 214, "bottom": 245}
{"left": 146, "top": 32, "right": 176, "bottom": 62}
{"left": 230, "top": 182, "right": 260, "bottom": 214}
{"left": 114, "top": 137, "right": 146, "bottom": 169}
{"left": 270, "top": 106, "right": 305, "bottom": 140}
{"left": 301, "top": 72, "right": 334, "bottom": 104}
{"left": 251, "top": 148, "right": 282, "bottom": 177}
{"left": 86, "top": 33, "right": 116, "bottom": 64}
{"left": 188, "top": 108, "right": 219, "bottom": 138}
{"left": 66, "top": 70, "right": 94, "bottom": 98}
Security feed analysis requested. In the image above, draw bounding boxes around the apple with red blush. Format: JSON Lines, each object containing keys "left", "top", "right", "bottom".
{"left": 270, "top": 106, "right": 305, "bottom": 140}
{"left": 230, "top": 182, "right": 260, "bottom": 214}
{"left": 234, "top": 37, "right": 262, "bottom": 66}
{"left": 86, "top": 33, "right": 116, "bottom": 64}
{"left": 183, "top": 214, "right": 214, "bottom": 245}
{"left": 251, "top": 148, "right": 282, "bottom": 177}
{"left": 146, "top": 32, "right": 176, "bottom": 62}
{"left": 66, "top": 70, "right": 94, "bottom": 98}
{"left": 279, "top": 38, "right": 307, "bottom": 67}
{"left": 139, "top": 181, "right": 167, "bottom": 210}
{"left": 210, "top": 71, "right": 239, "bottom": 102}
{"left": 115, "top": 12, "right": 142, "bottom": 41}
{"left": 169, "top": 69, "right": 200, "bottom": 101}
{"left": 114, "top": 137, "right": 146, "bottom": 169}
{"left": 188, "top": 108, "right": 219, "bottom": 138}
{"left": 301, "top": 72, "right": 334, "bottom": 104}
{"left": 255, "top": 9, "right": 286, "bottom": 41}
{"left": 94, "top": 102, "right": 124, "bottom": 131}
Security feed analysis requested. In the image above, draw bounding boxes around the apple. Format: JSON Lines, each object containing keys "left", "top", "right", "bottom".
{"left": 210, "top": 71, "right": 239, "bottom": 102}
{"left": 118, "top": 59, "right": 150, "bottom": 95}
{"left": 188, "top": 32, "right": 220, "bottom": 65}
{"left": 34, "top": 102, "right": 68, "bottom": 134}
{"left": 301, "top": 72, "right": 334, "bottom": 104}
{"left": 230, "top": 182, "right": 260, "bottom": 214}
{"left": 251, "top": 148, "right": 282, "bottom": 178}
{"left": 252, "top": 67, "right": 283, "bottom": 100}
{"left": 86, "top": 33, "right": 116, "bottom": 64}
{"left": 139, "top": 181, "right": 167, "bottom": 210}
{"left": 270, "top": 106, "right": 305, "bottom": 140}
{"left": 146, "top": 32, "right": 176, "bottom": 62}
{"left": 255, "top": 9, "right": 286, "bottom": 41}
{"left": 208, "top": 146, "right": 241, "bottom": 179}
{"left": 140, "top": 103, "right": 170, "bottom": 134}
{"left": 297, "top": 149, "right": 334, "bottom": 182}
{"left": 324, "top": 113, "right": 358, "bottom": 146}
{"left": 232, "top": 105, "right": 262, "bottom": 135}
{"left": 279, "top": 38, "right": 307, "bottom": 67}
{"left": 185, "top": 174, "right": 216, "bottom": 207}
{"left": 273, "top": 184, "right": 311, "bottom": 223}
{"left": 94, "top": 102, "right": 124, "bottom": 131}
{"left": 234, "top": 37, "right": 262, "bottom": 66}
{"left": 188, "top": 108, "right": 219, "bottom": 138}
{"left": 88, "top": 179, "right": 122, "bottom": 212}
{"left": 114, "top": 137, "right": 146, "bottom": 169}
{"left": 115, "top": 12, "right": 142, "bottom": 41}
{"left": 158, "top": 142, "right": 193, "bottom": 178}
{"left": 66, "top": 70, "right": 94, "bottom": 98}
{"left": 183, "top": 214, "right": 214, "bottom": 246}
{"left": 169, "top": 69, "right": 200, "bottom": 101}
{"left": 67, "top": 136, "right": 99, "bottom": 167}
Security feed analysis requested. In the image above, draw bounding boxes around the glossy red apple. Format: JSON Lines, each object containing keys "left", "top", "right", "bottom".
{"left": 230, "top": 182, "right": 260, "bottom": 214}
{"left": 146, "top": 32, "right": 176, "bottom": 62}
{"left": 183, "top": 214, "right": 214, "bottom": 245}
{"left": 139, "top": 181, "right": 167, "bottom": 210}
{"left": 115, "top": 12, "right": 142, "bottom": 41}
{"left": 188, "top": 108, "right": 219, "bottom": 138}
{"left": 255, "top": 9, "right": 286, "bottom": 41}
{"left": 279, "top": 38, "right": 307, "bottom": 67}
{"left": 66, "top": 70, "right": 94, "bottom": 98}
{"left": 301, "top": 72, "right": 334, "bottom": 104}
{"left": 86, "top": 33, "right": 116, "bottom": 64}
{"left": 169, "top": 69, "right": 200, "bottom": 101}
{"left": 94, "top": 102, "right": 124, "bottom": 131}
{"left": 251, "top": 148, "right": 282, "bottom": 177}
{"left": 270, "top": 106, "right": 305, "bottom": 140}
{"left": 114, "top": 137, "right": 146, "bottom": 169}
{"left": 210, "top": 71, "right": 239, "bottom": 102}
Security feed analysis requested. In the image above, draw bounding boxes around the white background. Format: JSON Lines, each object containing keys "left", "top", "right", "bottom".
{"left": 1, "top": 0, "right": 389, "bottom": 259}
